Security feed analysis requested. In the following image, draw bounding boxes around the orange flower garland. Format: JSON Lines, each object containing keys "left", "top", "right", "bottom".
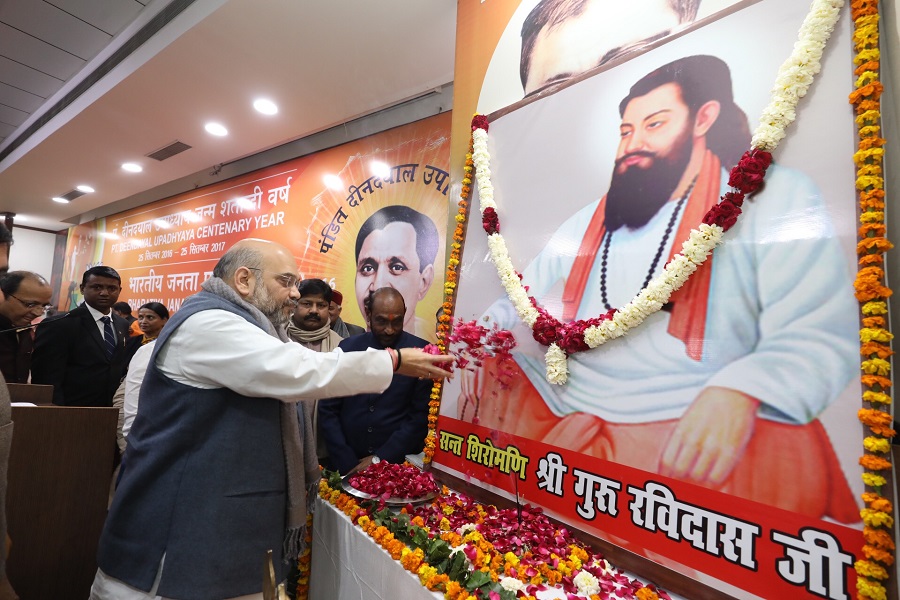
{"left": 850, "top": 2, "right": 895, "bottom": 598}
{"left": 294, "top": 513, "right": 313, "bottom": 600}
{"left": 424, "top": 133, "right": 475, "bottom": 465}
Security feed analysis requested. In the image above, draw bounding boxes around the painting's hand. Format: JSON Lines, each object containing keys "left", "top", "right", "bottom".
{"left": 659, "top": 387, "right": 759, "bottom": 486}
{"left": 458, "top": 367, "right": 485, "bottom": 420}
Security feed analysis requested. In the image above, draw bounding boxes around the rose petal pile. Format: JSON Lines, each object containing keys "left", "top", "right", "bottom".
{"left": 347, "top": 461, "right": 439, "bottom": 500}
{"left": 409, "top": 491, "right": 670, "bottom": 599}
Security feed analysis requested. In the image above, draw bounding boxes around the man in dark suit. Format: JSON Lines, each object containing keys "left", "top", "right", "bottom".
{"left": 0, "top": 223, "right": 19, "bottom": 600}
{"left": 319, "top": 287, "right": 431, "bottom": 474}
{"left": 32, "top": 266, "right": 130, "bottom": 407}
{"left": 0, "top": 271, "right": 52, "bottom": 383}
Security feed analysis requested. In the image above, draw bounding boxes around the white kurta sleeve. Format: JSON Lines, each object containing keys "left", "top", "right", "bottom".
{"left": 123, "top": 341, "right": 155, "bottom": 437}
{"left": 156, "top": 310, "right": 393, "bottom": 401}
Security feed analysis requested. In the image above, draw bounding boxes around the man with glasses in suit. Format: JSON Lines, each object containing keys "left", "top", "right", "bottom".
{"left": 0, "top": 271, "right": 52, "bottom": 383}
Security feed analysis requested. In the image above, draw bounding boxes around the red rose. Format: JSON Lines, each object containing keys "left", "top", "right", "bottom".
{"left": 728, "top": 169, "right": 765, "bottom": 194}
{"left": 702, "top": 199, "right": 742, "bottom": 231}
{"left": 531, "top": 309, "right": 560, "bottom": 346}
{"left": 746, "top": 149, "right": 772, "bottom": 169}
{"left": 471, "top": 114, "right": 490, "bottom": 132}
{"left": 482, "top": 207, "right": 500, "bottom": 234}
{"left": 558, "top": 321, "right": 590, "bottom": 354}
{"left": 721, "top": 191, "right": 745, "bottom": 208}
{"left": 727, "top": 150, "right": 772, "bottom": 194}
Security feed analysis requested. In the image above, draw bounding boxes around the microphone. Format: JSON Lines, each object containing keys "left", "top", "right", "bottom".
{"left": 0, "top": 312, "right": 69, "bottom": 336}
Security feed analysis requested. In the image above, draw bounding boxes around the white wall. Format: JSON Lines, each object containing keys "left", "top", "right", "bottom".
{"left": 7, "top": 227, "right": 56, "bottom": 280}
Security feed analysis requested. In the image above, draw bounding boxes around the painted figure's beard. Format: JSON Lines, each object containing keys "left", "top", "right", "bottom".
{"left": 604, "top": 128, "right": 693, "bottom": 232}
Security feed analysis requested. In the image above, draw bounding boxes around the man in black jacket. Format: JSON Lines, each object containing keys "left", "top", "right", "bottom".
{"left": 32, "top": 266, "right": 130, "bottom": 406}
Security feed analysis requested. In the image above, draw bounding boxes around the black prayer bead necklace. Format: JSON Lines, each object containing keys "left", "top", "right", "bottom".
{"left": 599, "top": 180, "right": 696, "bottom": 311}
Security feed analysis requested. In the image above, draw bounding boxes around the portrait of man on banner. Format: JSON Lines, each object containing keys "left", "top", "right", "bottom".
{"left": 354, "top": 205, "right": 440, "bottom": 343}
{"left": 476, "top": 0, "right": 744, "bottom": 116}
{"left": 458, "top": 53, "right": 859, "bottom": 523}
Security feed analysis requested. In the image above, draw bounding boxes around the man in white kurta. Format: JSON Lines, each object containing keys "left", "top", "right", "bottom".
{"left": 92, "top": 239, "right": 450, "bottom": 600}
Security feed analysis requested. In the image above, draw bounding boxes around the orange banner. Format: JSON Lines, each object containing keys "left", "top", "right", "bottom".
{"left": 59, "top": 113, "right": 451, "bottom": 341}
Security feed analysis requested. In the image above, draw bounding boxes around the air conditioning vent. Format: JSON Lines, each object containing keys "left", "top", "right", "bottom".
{"left": 60, "top": 189, "right": 86, "bottom": 201}
{"left": 147, "top": 140, "right": 192, "bottom": 161}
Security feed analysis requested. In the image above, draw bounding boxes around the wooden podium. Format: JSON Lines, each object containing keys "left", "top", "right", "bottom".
{"left": 5, "top": 400, "right": 117, "bottom": 599}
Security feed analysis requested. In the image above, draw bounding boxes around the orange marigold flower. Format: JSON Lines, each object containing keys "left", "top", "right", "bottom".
{"left": 859, "top": 407, "right": 893, "bottom": 427}
{"left": 862, "top": 317, "right": 887, "bottom": 328}
{"left": 851, "top": 1, "right": 879, "bottom": 20}
{"left": 855, "top": 60, "right": 881, "bottom": 75}
{"left": 860, "top": 342, "right": 893, "bottom": 359}
{"left": 860, "top": 199, "right": 886, "bottom": 211}
{"left": 862, "top": 544, "right": 895, "bottom": 565}
{"left": 850, "top": 82, "right": 884, "bottom": 103}
{"left": 859, "top": 254, "right": 885, "bottom": 266}
{"left": 859, "top": 136, "right": 886, "bottom": 149}
{"left": 864, "top": 526, "right": 897, "bottom": 550}
{"left": 859, "top": 223, "right": 887, "bottom": 237}
{"left": 863, "top": 491, "right": 887, "bottom": 504}
{"left": 636, "top": 588, "right": 661, "bottom": 600}
{"left": 859, "top": 265, "right": 886, "bottom": 280}
{"left": 860, "top": 454, "right": 892, "bottom": 471}
{"left": 863, "top": 493, "right": 894, "bottom": 513}
{"left": 862, "top": 374, "right": 893, "bottom": 389}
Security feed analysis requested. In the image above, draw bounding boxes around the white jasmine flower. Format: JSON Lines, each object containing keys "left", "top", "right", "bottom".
{"left": 499, "top": 577, "right": 526, "bottom": 592}
{"left": 545, "top": 343, "right": 568, "bottom": 385}
{"left": 573, "top": 570, "right": 601, "bottom": 595}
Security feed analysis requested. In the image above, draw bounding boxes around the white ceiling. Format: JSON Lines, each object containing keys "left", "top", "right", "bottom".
{"left": 0, "top": 0, "right": 457, "bottom": 232}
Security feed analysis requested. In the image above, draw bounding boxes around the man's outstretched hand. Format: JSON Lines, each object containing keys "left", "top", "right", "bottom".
{"left": 395, "top": 348, "right": 454, "bottom": 380}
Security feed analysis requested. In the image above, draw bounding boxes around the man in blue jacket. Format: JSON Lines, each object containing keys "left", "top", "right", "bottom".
{"left": 319, "top": 287, "right": 431, "bottom": 474}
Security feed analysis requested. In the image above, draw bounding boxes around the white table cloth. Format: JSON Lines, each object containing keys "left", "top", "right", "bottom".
{"left": 309, "top": 496, "right": 442, "bottom": 600}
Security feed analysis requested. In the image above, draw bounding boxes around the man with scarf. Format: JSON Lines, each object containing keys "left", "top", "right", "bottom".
{"left": 463, "top": 55, "right": 858, "bottom": 522}
{"left": 327, "top": 289, "right": 364, "bottom": 339}
{"left": 92, "top": 239, "right": 450, "bottom": 600}
{"left": 286, "top": 278, "right": 345, "bottom": 465}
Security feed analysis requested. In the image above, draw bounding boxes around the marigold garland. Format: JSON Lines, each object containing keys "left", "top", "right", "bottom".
{"left": 850, "top": 2, "right": 895, "bottom": 597}
{"left": 290, "top": 512, "right": 313, "bottom": 600}
{"left": 423, "top": 135, "right": 475, "bottom": 465}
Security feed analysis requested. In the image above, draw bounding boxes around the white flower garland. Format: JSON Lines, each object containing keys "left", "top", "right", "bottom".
{"left": 473, "top": 0, "right": 844, "bottom": 384}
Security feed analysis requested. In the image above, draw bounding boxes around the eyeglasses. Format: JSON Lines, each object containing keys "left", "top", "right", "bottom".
{"left": 9, "top": 294, "right": 52, "bottom": 311}
{"left": 247, "top": 268, "right": 298, "bottom": 289}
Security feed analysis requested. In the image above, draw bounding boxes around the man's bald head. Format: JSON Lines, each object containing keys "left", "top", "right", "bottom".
{"left": 212, "top": 238, "right": 300, "bottom": 326}
{"left": 364, "top": 287, "right": 406, "bottom": 316}
{"left": 365, "top": 287, "right": 406, "bottom": 348}
{"left": 214, "top": 239, "right": 292, "bottom": 281}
